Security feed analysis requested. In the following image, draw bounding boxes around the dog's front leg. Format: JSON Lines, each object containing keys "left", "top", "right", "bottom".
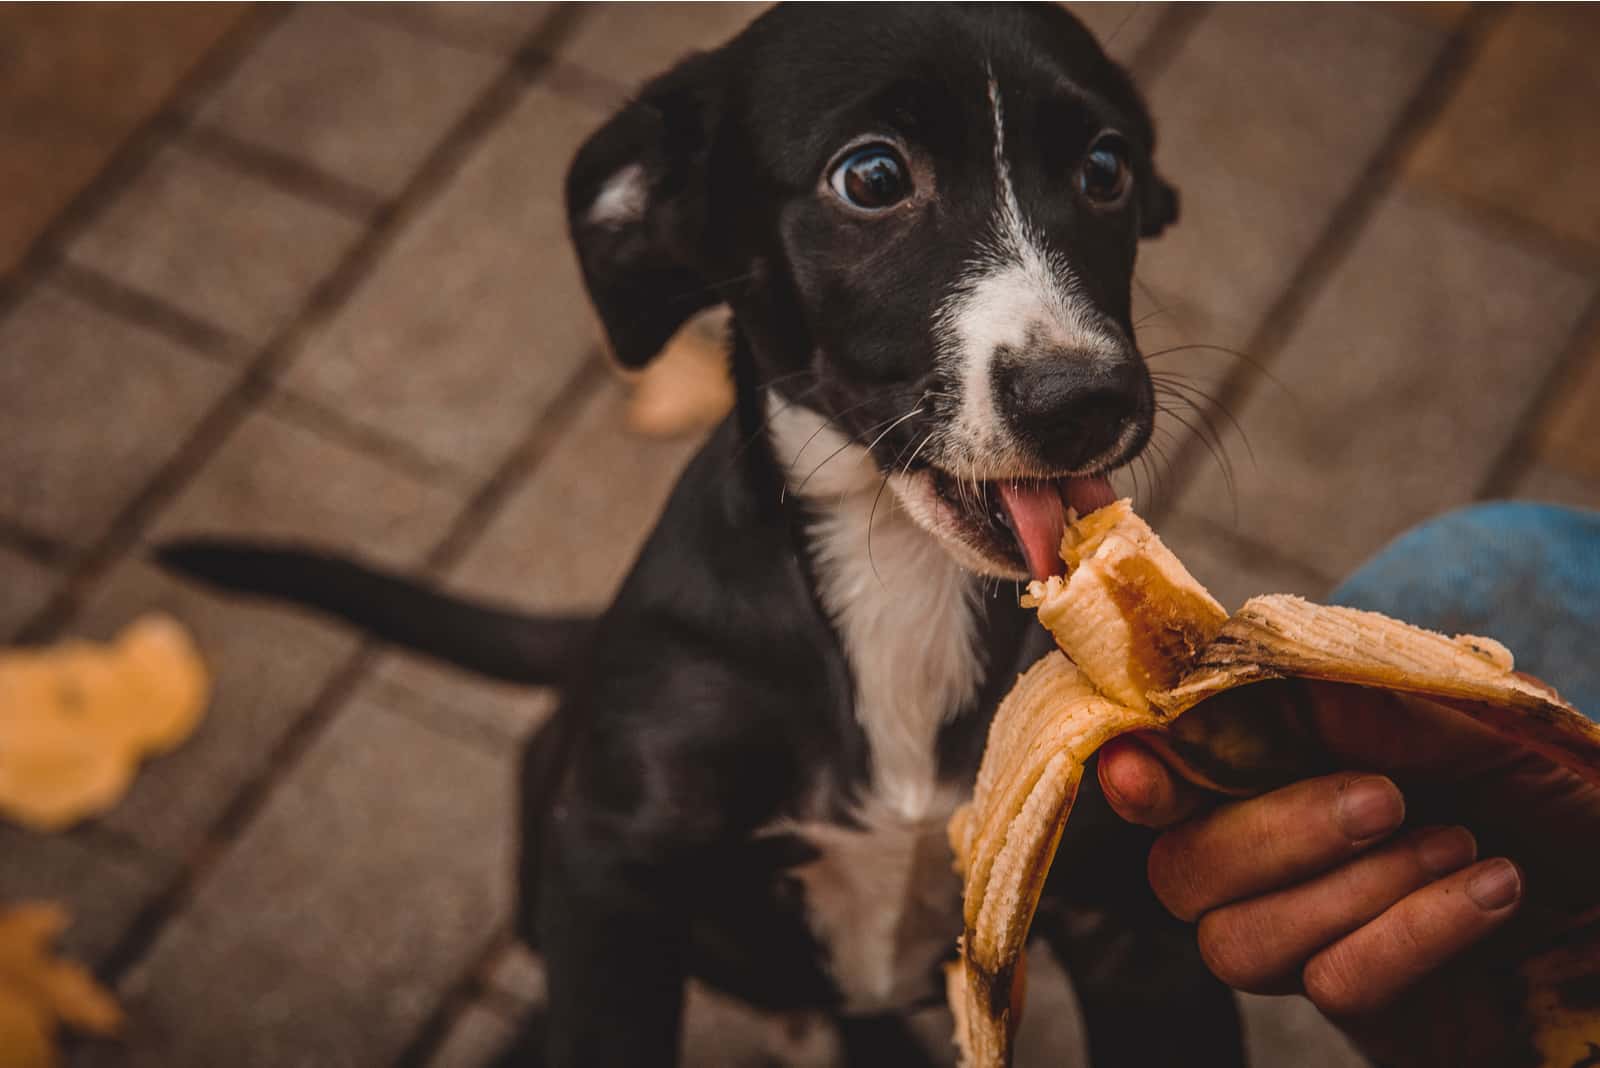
{"left": 538, "top": 802, "right": 692, "bottom": 1068}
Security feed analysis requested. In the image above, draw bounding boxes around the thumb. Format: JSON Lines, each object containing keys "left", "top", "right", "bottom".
{"left": 1099, "top": 736, "right": 1208, "bottom": 828}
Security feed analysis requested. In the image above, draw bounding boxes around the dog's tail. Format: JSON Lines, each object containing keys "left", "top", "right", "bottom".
{"left": 155, "top": 539, "right": 595, "bottom": 686}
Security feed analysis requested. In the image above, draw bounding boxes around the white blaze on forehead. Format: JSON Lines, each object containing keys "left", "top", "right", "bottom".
{"left": 932, "top": 73, "right": 1125, "bottom": 468}
{"left": 586, "top": 162, "right": 648, "bottom": 227}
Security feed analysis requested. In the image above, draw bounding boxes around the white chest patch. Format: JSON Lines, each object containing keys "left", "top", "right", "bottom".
{"left": 783, "top": 793, "right": 967, "bottom": 1013}
{"left": 766, "top": 395, "right": 985, "bottom": 1010}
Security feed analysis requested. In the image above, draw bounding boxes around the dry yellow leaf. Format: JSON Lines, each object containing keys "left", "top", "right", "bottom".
{"left": 0, "top": 902, "right": 121, "bottom": 1068}
{"left": 0, "top": 614, "right": 209, "bottom": 831}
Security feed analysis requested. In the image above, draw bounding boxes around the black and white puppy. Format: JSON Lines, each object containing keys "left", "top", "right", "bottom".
{"left": 164, "top": 5, "right": 1244, "bottom": 1065}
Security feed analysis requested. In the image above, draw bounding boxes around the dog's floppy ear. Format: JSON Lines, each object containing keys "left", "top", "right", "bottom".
{"left": 566, "top": 52, "right": 728, "bottom": 369}
{"left": 1140, "top": 172, "right": 1179, "bottom": 237}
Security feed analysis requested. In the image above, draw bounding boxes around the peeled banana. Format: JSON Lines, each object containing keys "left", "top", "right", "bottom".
{"left": 948, "top": 500, "right": 1600, "bottom": 1067}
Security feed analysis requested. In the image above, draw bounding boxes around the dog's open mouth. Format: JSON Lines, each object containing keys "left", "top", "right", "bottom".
{"left": 929, "top": 471, "right": 1116, "bottom": 581}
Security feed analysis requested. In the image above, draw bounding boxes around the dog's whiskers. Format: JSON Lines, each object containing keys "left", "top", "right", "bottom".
{"left": 1152, "top": 394, "right": 1239, "bottom": 524}
{"left": 1142, "top": 342, "right": 1300, "bottom": 411}
{"left": 855, "top": 406, "right": 926, "bottom": 467}
{"left": 792, "top": 408, "right": 913, "bottom": 497}
{"left": 899, "top": 430, "right": 935, "bottom": 479}
{"left": 774, "top": 393, "right": 900, "bottom": 502}
{"left": 1150, "top": 372, "right": 1256, "bottom": 470}
{"left": 721, "top": 373, "right": 826, "bottom": 481}
{"left": 864, "top": 427, "right": 929, "bottom": 586}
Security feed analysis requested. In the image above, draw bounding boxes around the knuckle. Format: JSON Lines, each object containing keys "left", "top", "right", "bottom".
{"left": 1302, "top": 948, "right": 1377, "bottom": 1018}
{"left": 1386, "top": 900, "right": 1433, "bottom": 960}
{"left": 1147, "top": 833, "right": 1206, "bottom": 921}
{"left": 1196, "top": 911, "right": 1275, "bottom": 992}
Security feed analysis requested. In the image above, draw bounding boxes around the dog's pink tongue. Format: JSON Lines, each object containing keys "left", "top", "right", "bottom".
{"left": 1063, "top": 474, "right": 1116, "bottom": 517}
{"left": 996, "top": 476, "right": 1116, "bottom": 581}
{"left": 995, "top": 481, "right": 1068, "bottom": 581}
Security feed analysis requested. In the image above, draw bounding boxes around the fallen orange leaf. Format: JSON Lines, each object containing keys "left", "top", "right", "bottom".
{"left": 0, "top": 903, "right": 121, "bottom": 1068}
{"left": 0, "top": 614, "right": 210, "bottom": 831}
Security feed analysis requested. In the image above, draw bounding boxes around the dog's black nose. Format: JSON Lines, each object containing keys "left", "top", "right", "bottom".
{"left": 994, "top": 355, "right": 1148, "bottom": 470}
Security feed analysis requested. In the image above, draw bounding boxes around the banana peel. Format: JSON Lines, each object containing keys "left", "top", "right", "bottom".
{"left": 0, "top": 614, "right": 209, "bottom": 831}
{"left": 948, "top": 500, "right": 1600, "bottom": 1067}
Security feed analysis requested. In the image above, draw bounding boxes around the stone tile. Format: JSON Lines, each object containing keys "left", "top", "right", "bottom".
{"left": 368, "top": 653, "right": 559, "bottom": 745}
{"left": 556, "top": 3, "right": 769, "bottom": 87}
{"left": 1063, "top": 2, "right": 1170, "bottom": 65}
{"left": 363, "top": 3, "right": 556, "bottom": 56}
{"left": 555, "top": 3, "right": 1153, "bottom": 90}
{"left": 1406, "top": 5, "right": 1600, "bottom": 250}
{"left": 0, "top": 826, "right": 167, "bottom": 966}
{"left": 426, "top": 1002, "right": 518, "bottom": 1068}
{"left": 68, "top": 558, "right": 362, "bottom": 863}
{"left": 1512, "top": 463, "right": 1600, "bottom": 513}
{"left": 64, "top": 142, "right": 365, "bottom": 344}
{"left": 149, "top": 402, "right": 464, "bottom": 571}
{"left": 0, "top": 545, "right": 59, "bottom": 641}
{"left": 448, "top": 378, "right": 704, "bottom": 613}
{"left": 1177, "top": 188, "right": 1593, "bottom": 579}
{"left": 77, "top": 407, "right": 462, "bottom": 860}
{"left": 1153, "top": 511, "right": 1332, "bottom": 612}
{"left": 94, "top": 697, "right": 515, "bottom": 1068}
{"left": 0, "top": 4, "right": 248, "bottom": 273}
{"left": 0, "top": 283, "right": 236, "bottom": 549}
{"left": 1138, "top": 5, "right": 1443, "bottom": 348}
{"left": 1391, "top": 2, "right": 1476, "bottom": 29}
{"left": 192, "top": 6, "right": 502, "bottom": 197}
{"left": 278, "top": 88, "right": 605, "bottom": 482}
{"left": 1240, "top": 994, "right": 1367, "bottom": 1068}
{"left": 1533, "top": 326, "right": 1600, "bottom": 480}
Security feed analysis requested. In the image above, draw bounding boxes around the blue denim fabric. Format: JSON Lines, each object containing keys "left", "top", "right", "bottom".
{"left": 1330, "top": 502, "right": 1600, "bottom": 721}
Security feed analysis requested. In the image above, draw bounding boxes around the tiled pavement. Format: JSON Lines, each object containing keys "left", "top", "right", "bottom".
{"left": 2, "top": 4, "right": 1597, "bottom": 1067}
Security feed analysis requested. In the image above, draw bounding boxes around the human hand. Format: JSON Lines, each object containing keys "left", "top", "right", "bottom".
{"left": 1097, "top": 682, "right": 1600, "bottom": 1067}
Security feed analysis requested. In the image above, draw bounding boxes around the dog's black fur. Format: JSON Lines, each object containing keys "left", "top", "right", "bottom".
{"left": 162, "top": 6, "right": 1246, "bottom": 1065}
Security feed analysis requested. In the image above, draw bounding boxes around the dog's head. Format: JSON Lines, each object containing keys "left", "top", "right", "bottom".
{"left": 568, "top": 4, "right": 1176, "bottom": 581}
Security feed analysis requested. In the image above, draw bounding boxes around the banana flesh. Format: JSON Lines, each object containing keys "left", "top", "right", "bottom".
{"left": 949, "top": 500, "right": 1600, "bottom": 1067}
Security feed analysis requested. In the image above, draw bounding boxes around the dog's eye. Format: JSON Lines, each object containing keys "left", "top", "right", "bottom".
{"left": 829, "top": 146, "right": 910, "bottom": 211}
{"left": 1078, "top": 134, "right": 1131, "bottom": 207}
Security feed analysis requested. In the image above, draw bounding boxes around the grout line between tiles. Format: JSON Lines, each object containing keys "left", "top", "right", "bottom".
{"left": 14, "top": 3, "right": 588, "bottom": 647}
{"left": 1171, "top": 509, "right": 1340, "bottom": 591}
{"left": 0, "top": 516, "right": 75, "bottom": 571}
{"left": 93, "top": 354, "right": 603, "bottom": 989}
{"left": 262, "top": 387, "right": 474, "bottom": 493}
{"left": 181, "top": 123, "right": 387, "bottom": 221}
{"left": 351, "top": 2, "right": 546, "bottom": 60}
{"left": 47, "top": 259, "right": 252, "bottom": 365}
{"left": 361, "top": 668, "right": 542, "bottom": 756}
{"left": 0, "top": 5, "right": 290, "bottom": 320}
{"left": 1127, "top": 2, "right": 1213, "bottom": 83}
{"left": 1400, "top": 179, "right": 1600, "bottom": 277}
{"left": 394, "top": 929, "right": 523, "bottom": 1068}
{"left": 39, "top": 7, "right": 599, "bottom": 997}
{"left": 91, "top": 348, "right": 607, "bottom": 988}
{"left": 1476, "top": 284, "right": 1600, "bottom": 500}
{"left": 1146, "top": 4, "right": 1511, "bottom": 526}
{"left": 423, "top": 354, "right": 611, "bottom": 570}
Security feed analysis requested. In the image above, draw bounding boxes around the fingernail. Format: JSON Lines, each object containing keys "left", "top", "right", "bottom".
{"left": 1417, "top": 826, "right": 1476, "bottom": 877}
{"left": 1467, "top": 859, "right": 1521, "bottom": 911}
{"left": 1335, "top": 776, "right": 1404, "bottom": 842}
